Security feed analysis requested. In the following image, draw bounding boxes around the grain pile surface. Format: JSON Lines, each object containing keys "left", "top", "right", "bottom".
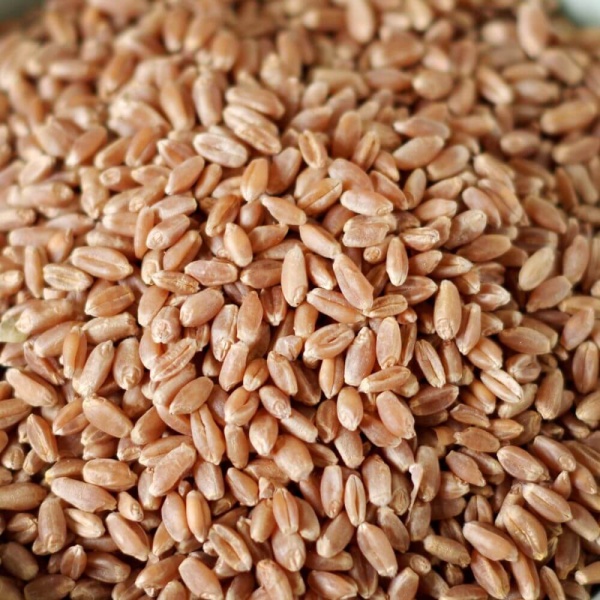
{"left": 0, "top": 0, "right": 600, "bottom": 598}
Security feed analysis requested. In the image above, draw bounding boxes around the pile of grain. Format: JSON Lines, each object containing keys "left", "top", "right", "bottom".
{"left": 0, "top": 0, "right": 599, "bottom": 598}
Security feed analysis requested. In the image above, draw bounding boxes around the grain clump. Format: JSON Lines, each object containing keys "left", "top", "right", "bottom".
{"left": 0, "top": 0, "right": 598, "bottom": 598}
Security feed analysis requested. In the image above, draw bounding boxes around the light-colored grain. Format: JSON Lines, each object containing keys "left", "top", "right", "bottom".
{"left": 522, "top": 483, "right": 573, "bottom": 523}
{"left": 256, "top": 559, "right": 293, "bottom": 600}
{"left": 51, "top": 477, "right": 116, "bottom": 513}
{"left": 502, "top": 504, "right": 548, "bottom": 561}
{"left": 510, "top": 551, "right": 541, "bottom": 600}
{"left": 497, "top": 446, "right": 549, "bottom": 482}
{"left": 470, "top": 552, "right": 509, "bottom": 600}
{"left": 356, "top": 522, "right": 398, "bottom": 578}
{"left": 394, "top": 136, "right": 445, "bottom": 170}
{"left": 178, "top": 556, "right": 223, "bottom": 600}
{"left": 463, "top": 522, "right": 518, "bottom": 562}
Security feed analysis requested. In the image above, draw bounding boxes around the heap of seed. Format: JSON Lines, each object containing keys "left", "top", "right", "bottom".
{"left": 1, "top": 0, "right": 600, "bottom": 598}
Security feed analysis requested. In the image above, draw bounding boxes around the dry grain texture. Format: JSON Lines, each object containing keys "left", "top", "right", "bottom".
{"left": 0, "top": 0, "right": 597, "bottom": 598}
